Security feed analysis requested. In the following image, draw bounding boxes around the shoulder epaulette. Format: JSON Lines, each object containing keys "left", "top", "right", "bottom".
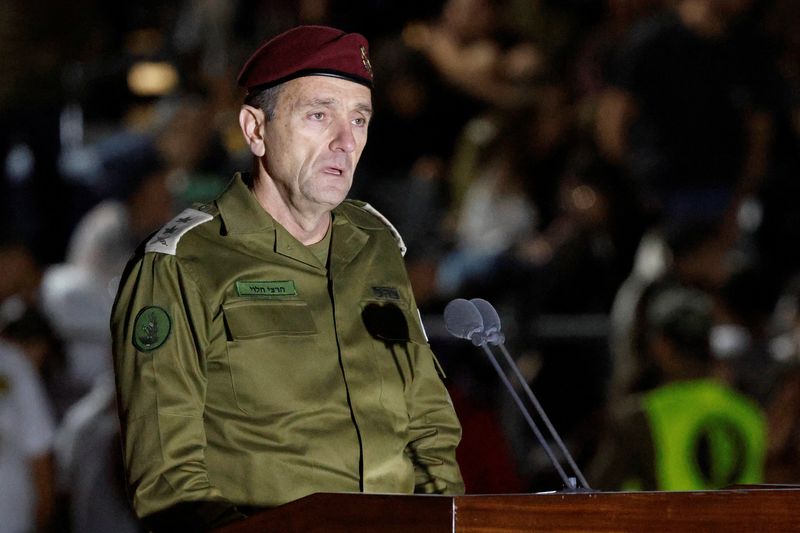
{"left": 342, "top": 200, "right": 407, "bottom": 256}
{"left": 145, "top": 208, "right": 214, "bottom": 255}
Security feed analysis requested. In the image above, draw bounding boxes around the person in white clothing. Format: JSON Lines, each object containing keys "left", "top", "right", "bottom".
{"left": 0, "top": 340, "right": 56, "bottom": 533}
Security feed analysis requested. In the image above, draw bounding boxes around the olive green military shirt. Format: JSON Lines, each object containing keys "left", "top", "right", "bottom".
{"left": 111, "top": 173, "right": 464, "bottom": 523}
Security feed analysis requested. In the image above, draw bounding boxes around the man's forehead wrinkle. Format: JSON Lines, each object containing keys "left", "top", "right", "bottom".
{"left": 294, "top": 95, "right": 373, "bottom": 116}
{"left": 305, "top": 97, "right": 339, "bottom": 107}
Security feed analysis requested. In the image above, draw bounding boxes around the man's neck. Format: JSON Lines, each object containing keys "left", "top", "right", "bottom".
{"left": 250, "top": 173, "right": 332, "bottom": 245}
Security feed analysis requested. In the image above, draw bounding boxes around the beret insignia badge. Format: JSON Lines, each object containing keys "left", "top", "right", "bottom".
{"left": 360, "top": 45, "right": 373, "bottom": 77}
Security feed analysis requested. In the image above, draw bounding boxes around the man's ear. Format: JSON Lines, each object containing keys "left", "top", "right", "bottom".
{"left": 239, "top": 105, "right": 266, "bottom": 157}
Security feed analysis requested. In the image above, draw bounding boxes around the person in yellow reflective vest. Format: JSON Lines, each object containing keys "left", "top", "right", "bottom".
{"left": 589, "top": 286, "right": 766, "bottom": 491}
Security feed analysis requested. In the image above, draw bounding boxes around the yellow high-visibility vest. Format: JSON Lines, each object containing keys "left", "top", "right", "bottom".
{"left": 643, "top": 379, "right": 765, "bottom": 490}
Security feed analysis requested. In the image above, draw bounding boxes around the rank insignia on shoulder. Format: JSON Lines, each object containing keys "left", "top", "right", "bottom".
{"left": 360, "top": 203, "right": 407, "bottom": 256}
{"left": 132, "top": 306, "right": 172, "bottom": 352}
{"left": 145, "top": 208, "right": 213, "bottom": 256}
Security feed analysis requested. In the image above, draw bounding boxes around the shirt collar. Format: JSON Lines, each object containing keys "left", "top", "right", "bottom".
{"left": 216, "top": 173, "right": 276, "bottom": 235}
{"left": 215, "top": 173, "right": 370, "bottom": 270}
{"left": 217, "top": 172, "right": 344, "bottom": 271}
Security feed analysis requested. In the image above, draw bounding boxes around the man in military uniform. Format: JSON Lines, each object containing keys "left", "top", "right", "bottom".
{"left": 111, "top": 26, "right": 464, "bottom": 532}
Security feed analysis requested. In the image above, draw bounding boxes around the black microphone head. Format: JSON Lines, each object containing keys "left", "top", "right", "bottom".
{"left": 470, "top": 298, "right": 504, "bottom": 345}
{"left": 444, "top": 298, "right": 484, "bottom": 345}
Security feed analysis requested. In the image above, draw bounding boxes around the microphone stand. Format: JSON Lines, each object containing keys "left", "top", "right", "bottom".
{"left": 467, "top": 298, "right": 592, "bottom": 492}
{"left": 475, "top": 342, "right": 576, "bottom": 490}
{"left": 491, "top": 340, "right": 591, "bottom": 491}
{"left": 444, "top": 298, "right": 592, "bottom": 492}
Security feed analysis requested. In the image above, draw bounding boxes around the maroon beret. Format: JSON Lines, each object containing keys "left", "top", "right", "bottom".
{"left": 237, "top": 25, "right": 373, "bottom": 92}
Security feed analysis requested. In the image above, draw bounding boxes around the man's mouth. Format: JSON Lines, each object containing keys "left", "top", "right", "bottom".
{"left": 323, "top": 165, "right": 345, "bottom": 176}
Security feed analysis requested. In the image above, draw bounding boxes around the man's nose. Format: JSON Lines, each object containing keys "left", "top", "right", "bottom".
{"left": 330, "top": 121, "right": 356, "bottom": 153}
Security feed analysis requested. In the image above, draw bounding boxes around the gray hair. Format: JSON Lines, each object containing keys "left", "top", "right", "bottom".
{"left": 244, "top": 83, "right": 284, "bottom": 120}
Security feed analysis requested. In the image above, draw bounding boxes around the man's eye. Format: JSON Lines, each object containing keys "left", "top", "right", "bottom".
{"left": 353, "top": 117, "right": 366, "bottom": 126}
{"left": 310, "top": 112, "right": 325, "bottom": 120}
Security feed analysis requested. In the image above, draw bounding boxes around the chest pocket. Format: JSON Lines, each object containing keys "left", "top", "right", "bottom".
{"left": 223, "top": 300, "right": 323, "bottom": 415}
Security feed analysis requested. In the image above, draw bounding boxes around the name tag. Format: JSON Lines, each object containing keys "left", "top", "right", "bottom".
{"left": 236, "top": 280, "right": 297, "bottom": 298}
{"left": 372, "top": 286, "right": 400, "bottom": 300}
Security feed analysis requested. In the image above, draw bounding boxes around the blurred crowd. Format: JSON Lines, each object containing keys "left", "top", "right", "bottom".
{"left": 2, "top": 0, "right": 800, "bottom": 530}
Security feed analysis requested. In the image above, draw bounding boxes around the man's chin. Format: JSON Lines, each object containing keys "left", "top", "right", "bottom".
{"left": 305, "top": 193, "right": 348, "bottom": 212}
{"left": 308, "top": 184, "right": 351, "bottom": 208}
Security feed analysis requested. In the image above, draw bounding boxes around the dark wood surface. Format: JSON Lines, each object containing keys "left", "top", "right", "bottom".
{"left": 217, "top": 493, "right": 454, "bottom": 533}
{"left": 454, "top": 488, "right": 800, "bottom": 532}
{"left": 216, "top": 487, "right": 800, "bottom": 532}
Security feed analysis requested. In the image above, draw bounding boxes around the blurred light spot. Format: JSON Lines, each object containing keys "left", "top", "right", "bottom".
{"left": 5, "top": 143, "right": 34, "bottom": 185}
{"left": 465, "top": 117, "right": 497, "bottom": 144}
{"left": 58, "top": 146, "right": 101, "bottom": 184}
{"left": 710, "top": 324, "right": 751, "bottom": 360}
{"left": 0, "top": 295, "right": 26, "bottom": 324}
{"left": 737, "top": 197, "right": 763, "bottom": 232}
{"left": 571, "top": 184, "right": 596, "bottom": 210}
{"left": 770, "top": 334, "right": 795, "bottom": 363}
{"left": 128, "top": 61, "right": 179, "bottom": 97}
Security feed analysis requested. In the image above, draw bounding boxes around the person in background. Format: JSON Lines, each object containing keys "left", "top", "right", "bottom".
{"left": 0, "top": 238, "right": 43, "bottom": 322}
{"left": 40, "top": 134, "right": 173, "bottom": 399}
{"left": 0, "top": 340, "right": 56, "bottom": 533}
{"left": 1, "top": 308, "right": 72, "bottom": 422}
{"left": 27, "top": 133, "right": 174, "bottom": 533}
{"left": 609, "top": 217, "right": 735, "bottom": 400}
{"left": 111, "top": 25, "right": 463, "bottom": 532}
{"left": 589, "top": 286, "right": 766, "bottom": 490}
{"left": 595, "top": 0, "right": 777, "bottom": 226}
{"left": 54, "top": 371, "right": 144, "bottom": 533}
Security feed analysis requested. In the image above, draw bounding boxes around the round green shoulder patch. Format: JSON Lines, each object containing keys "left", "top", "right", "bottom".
{"left": 132, "top": 306, "right": 172, "bottom": 352}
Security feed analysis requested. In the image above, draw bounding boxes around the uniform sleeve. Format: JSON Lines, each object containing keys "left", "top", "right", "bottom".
{"left": 404, "top": 308, "right": 466, "bottom": 495}
{"left": 111, "top": 251, "right": 243, "bottom": 529}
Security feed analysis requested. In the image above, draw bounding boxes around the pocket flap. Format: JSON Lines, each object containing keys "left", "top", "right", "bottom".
{"left": 223, "top": 301, "right": 317, "bottom": 339}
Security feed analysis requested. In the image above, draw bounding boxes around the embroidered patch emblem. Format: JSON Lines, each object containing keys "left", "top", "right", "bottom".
{"left": 236, "top": 280, "right": 297, "bottom": 298}
{"left": 372, "top": 286, "right": 400, "bottom": 300}
{"left": 132, "top": 306, "right": 172, "bottom": 352}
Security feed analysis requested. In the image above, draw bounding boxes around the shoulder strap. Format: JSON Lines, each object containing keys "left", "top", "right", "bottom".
{"left": 145, "top": 208, "right": 214, "bottom": 255}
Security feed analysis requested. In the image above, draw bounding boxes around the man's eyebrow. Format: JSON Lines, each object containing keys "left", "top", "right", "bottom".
{"left": 355, "top": 102, "right": 373, "bottom": 116}
{"left": 300, "top": 97, "right": 373, "bottom": 115}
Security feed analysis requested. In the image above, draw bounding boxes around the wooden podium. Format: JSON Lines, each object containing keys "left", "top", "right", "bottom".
{"left": 216, "top": 486, "right": 800, "bottom": 532}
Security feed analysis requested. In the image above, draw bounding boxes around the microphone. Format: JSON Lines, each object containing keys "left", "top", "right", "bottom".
{"left": 443, "top": 298, "right": 484, "bottom": 346}
{"left": 469, "top": 298, "right": 505, "bottom": 345}
{"left": 446, "top": 298, "right": 592, "bottom": 492}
